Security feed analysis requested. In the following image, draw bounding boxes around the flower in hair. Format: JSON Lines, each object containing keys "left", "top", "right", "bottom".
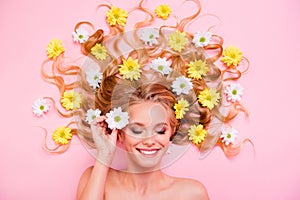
{"left": 61, "top": 90, "right": 81, "bottom": 110}
{"left": 174, "top": 98, "right": 189, "bottom": 119}
{"left": 138, "top": 28, "right": 159, "bottom": 46}
{"left": 187, "top": 59, "right": 209, "bottom": 80}
{"left": 198, "top": 88, "right": 220, "bottom": 110}
{"left": 220, "top": 126, "right": 238, "bottom": 146}
{"left": 149, "top": 57, "right": 172, "bottom": 75}
{"left": 224, "top": 83, "right": 244, "bottom": 102}
{"left": 155, "top": 4, "right": 172, "bottom": 20}
{"left": 52, "top": 126, "right": 72, "bottom": 145}
{"left": 221, "top": 46, "right": 243, "bottom": 67}
{"left": 119, "top": 57, "right": 142, "bottom": 81}
{"left": 168, "top": 31, "right": 188, "bottom": 52}
{"left": 188, "top": 124, "right": 207, "bottom": 145}
{"left": 72, "top": 27, "right": 89, "bottom": 43}
{"left": 46, "top": 39, "right": 64, "bottom": 59}
{"left": 192, "top": 31, "right": 212, "bottom": 48}
{"left": 105, "top": 107, "right": 129, "bottom": 130}
{"left": 85, "top": 69, "right": 103, "bottom": 89}
{"left": 32, "top": 98, "right": 50, "bottom": 117}
{"left": 91, "top": 44, "right": 108, "bottom": 60}
{"left": 106, "top": 6, "right": 128, "bottom": 27}
{"left": 171, "top": 76, "right": 193, "bottom": 95}
{"left": 86, "top": 108, "right": 102, "bottom": 124}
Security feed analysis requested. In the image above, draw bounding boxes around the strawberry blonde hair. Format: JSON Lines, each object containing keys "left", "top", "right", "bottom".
{"left": 41, "top": 0, "right": 250, "bottom": 158}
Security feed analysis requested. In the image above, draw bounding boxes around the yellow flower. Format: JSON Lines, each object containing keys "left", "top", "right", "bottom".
{"left": 221, "top": 46, "right": 243, "bottom": 67}
{"left": 106, "top": 6, "right": 128, "bottom": 26}
{"left": 174, "top": 98, "right": 189, "bottom": 119}
{"left": 198, "top": 88, "right": 220, "bottom": 110}
{"left": 61, "top": 90, "right": 81, "bottom": 110}
{"left": 168, "top": 31, "right": 188, "bottom": 52}
{"left": 155, "top": 4, "right": 172, "bottom": 20}
{"left": 91, "top": 43, "right": 108, "bottom": 60}
{"left": 52, "top": 126, "right": 72, "bottom": 145}
{"left": 188, "top": 124, "right": 207, "bottom": 145}
{"left": 119, "top": 57, "right": 141, "bottom": 81}
{"left": 46, "top": 39, "right": 64, "bottom": 59}
{"left": 187, "top": 60, "right": 209, "bottom": 80}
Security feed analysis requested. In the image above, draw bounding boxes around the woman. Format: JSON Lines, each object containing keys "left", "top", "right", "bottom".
{"left": 76, "top": 83, "right": 210, "bottom": 199}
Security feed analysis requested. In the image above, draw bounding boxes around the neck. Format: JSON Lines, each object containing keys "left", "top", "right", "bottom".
{"left": 123, "top": 170, "right": 166, "bottom": 194}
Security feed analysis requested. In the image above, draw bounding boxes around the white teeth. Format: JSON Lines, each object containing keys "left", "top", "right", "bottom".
{"left": 140, "top": 150, "right": 157, "bottom": 155}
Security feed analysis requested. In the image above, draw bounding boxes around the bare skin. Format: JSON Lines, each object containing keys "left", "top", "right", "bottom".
{"left": 77, "top": 102, "right": 209, "bottom": 200}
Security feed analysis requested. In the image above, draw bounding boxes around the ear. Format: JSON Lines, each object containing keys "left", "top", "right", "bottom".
{"left": 117, "top": 130, "right": 125, "bottom": 143}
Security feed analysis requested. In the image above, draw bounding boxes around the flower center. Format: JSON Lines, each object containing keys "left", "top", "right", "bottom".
{"left": 113, "top": 13, "right": 120, "bottom": 19}
{"left": 92, "top": 115, "right": 96, "bottom": 120}
{"left": 114, "top": 116, "right": 121, "bottom": 122}
{"left": 127, "top": 65, "right": 134, "bottom": 70}
{"left": 149, "top": 34, "right": 154, "bottom": 39}
{"left": 79, "top": 34, "right": 84, "bottom": 39}
{"left": 176, "top": 38, "right": 181, "bottom": 43}
{"left": 227, "top": 133, "right": 232, "bottom": 139}
{"left": 232, "top": 90, "right": 237, "bottom": 95}
{"left": 179, "top": 83, "right": 185, "bottom": 89}
{"left": 206, "top": 95, "right": 212, "bottom": 101}
{"left": 40, "top": 105, "right": 45, "bottom": 110}
{"left": 94, "top": 75, "right": 99, "bottom": 80}
{"left": 59, "top": 131, "right": 66, "bottom": 138}
{"left": 199, "top": 37, "right": 206, "bottom": 43}
{"left": 158, "top": 65, "right": 164, "bottom": 71}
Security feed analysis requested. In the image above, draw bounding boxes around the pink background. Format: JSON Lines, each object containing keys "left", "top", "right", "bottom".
{"left": 1, "top": 0, "right": 300, "bottom": 199}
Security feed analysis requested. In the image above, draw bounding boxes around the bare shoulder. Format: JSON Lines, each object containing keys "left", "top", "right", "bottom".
{"left": 77, "top": 166, "right": 94, "bottom": 196}
{"left": 172, "top": 176, "right": 210, "bottom": 200}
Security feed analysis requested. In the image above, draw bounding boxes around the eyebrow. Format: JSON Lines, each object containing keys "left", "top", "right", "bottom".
{"left": 127, "top": 122, "right": 168, "bottom": 127}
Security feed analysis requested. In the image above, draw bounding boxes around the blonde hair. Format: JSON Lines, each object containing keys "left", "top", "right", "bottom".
{"left": 41, "top": 0, "right": 250, "bottom": 158}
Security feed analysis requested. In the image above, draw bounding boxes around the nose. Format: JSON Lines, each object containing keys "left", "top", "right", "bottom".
{"left": 142, "top": 135, "right": 155, "bottom": 146}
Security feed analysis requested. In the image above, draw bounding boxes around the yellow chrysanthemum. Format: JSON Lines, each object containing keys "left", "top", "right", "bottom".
{"left": 52, "top": 126, "right": 72, "bottom": 145}
{"left": 61, "top": 90, "right": 81, "bottom": 110}
{"left": 187, "top": 60, "right": 209, "bottom": 80}
{"left": 174, "top": 98, "right": 189, "bottom": 119}
{"left": 221, "top": 46, "right": 243, "bottom": 67}
{"left": 188, "top": 124, "right": 207, "bottom": 145}
{"left": 155, "top": 4, "right": 172, "bottom": 20}
{"left": 119, "top": 57, "right": 141, "bottom": 81}
{"left": 198, "top": 88, "right": 220, "bottom": 110}
{"left": 46, "top": 39, "right": 64, "bottom": 59}
{"left": 106, "top": 6, "right": 128, "bottom": 26}
{"left": 168, "top": 31, "right": 188, "bottom": 52}
{"left": 91, "top": 43, "right": 108, "bottom": 60}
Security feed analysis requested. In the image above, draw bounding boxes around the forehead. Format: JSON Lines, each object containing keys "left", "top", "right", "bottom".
{"left": 128, "top": 102, "right": 169, "bottom": 126}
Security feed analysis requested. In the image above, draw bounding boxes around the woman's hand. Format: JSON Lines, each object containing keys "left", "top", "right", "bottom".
{"left": 90, "top": 116, "right": 118, "bottom": 166}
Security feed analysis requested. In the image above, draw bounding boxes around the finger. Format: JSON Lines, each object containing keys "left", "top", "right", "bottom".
{"left": 109, "top": 128, "right": 118, "bottom": 142}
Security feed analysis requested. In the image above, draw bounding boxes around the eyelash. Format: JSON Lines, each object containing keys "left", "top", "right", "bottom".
{"left": 156, "top": 129, "right": 166, "bottom": 134}
{"left": 131, "top": 129, "right": 142, "bottom": 134}
{"left": 130, "top": 128, "right": 167, "bottom": 135}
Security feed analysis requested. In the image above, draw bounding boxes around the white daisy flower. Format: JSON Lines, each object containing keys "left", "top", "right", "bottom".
{"left": 32, "top": 98, "right": 50, "bottom": 117}
{"left": 72, "top": 27, "right": 89, "bottom": 43}
{"left": 138, "top": 28, "right": 159, "bottom": 46}
{"left": 171, "top": 76, "right": 193, "bottom": 95}
{"left": 85, "top": 69, "right": 103, "bottom": 89}
{"left": 224, "top": 83, "right": 244, "bottom": 102}
{"left": 85, "top": 108, "right": 102, "bottom": 124}
{"left": 105, "top": 107, "right": 129, "bottom": 130}
{"left": 220, "top": 126, "right": 238, "bottom": 146}
{"left": 192, "top": 31, "right": 212, "bottom": 48}
{"left": 149, "top": 57, "right": 172, "bottom": 75}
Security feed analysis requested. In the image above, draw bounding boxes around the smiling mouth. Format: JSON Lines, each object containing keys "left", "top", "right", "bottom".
{"left": 136, "top": 148, "right": 160, "bottom": 156}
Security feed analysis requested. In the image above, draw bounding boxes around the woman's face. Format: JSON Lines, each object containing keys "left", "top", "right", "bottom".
{"left": 121, "top": 101, "right": 174, "bottom": 172}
